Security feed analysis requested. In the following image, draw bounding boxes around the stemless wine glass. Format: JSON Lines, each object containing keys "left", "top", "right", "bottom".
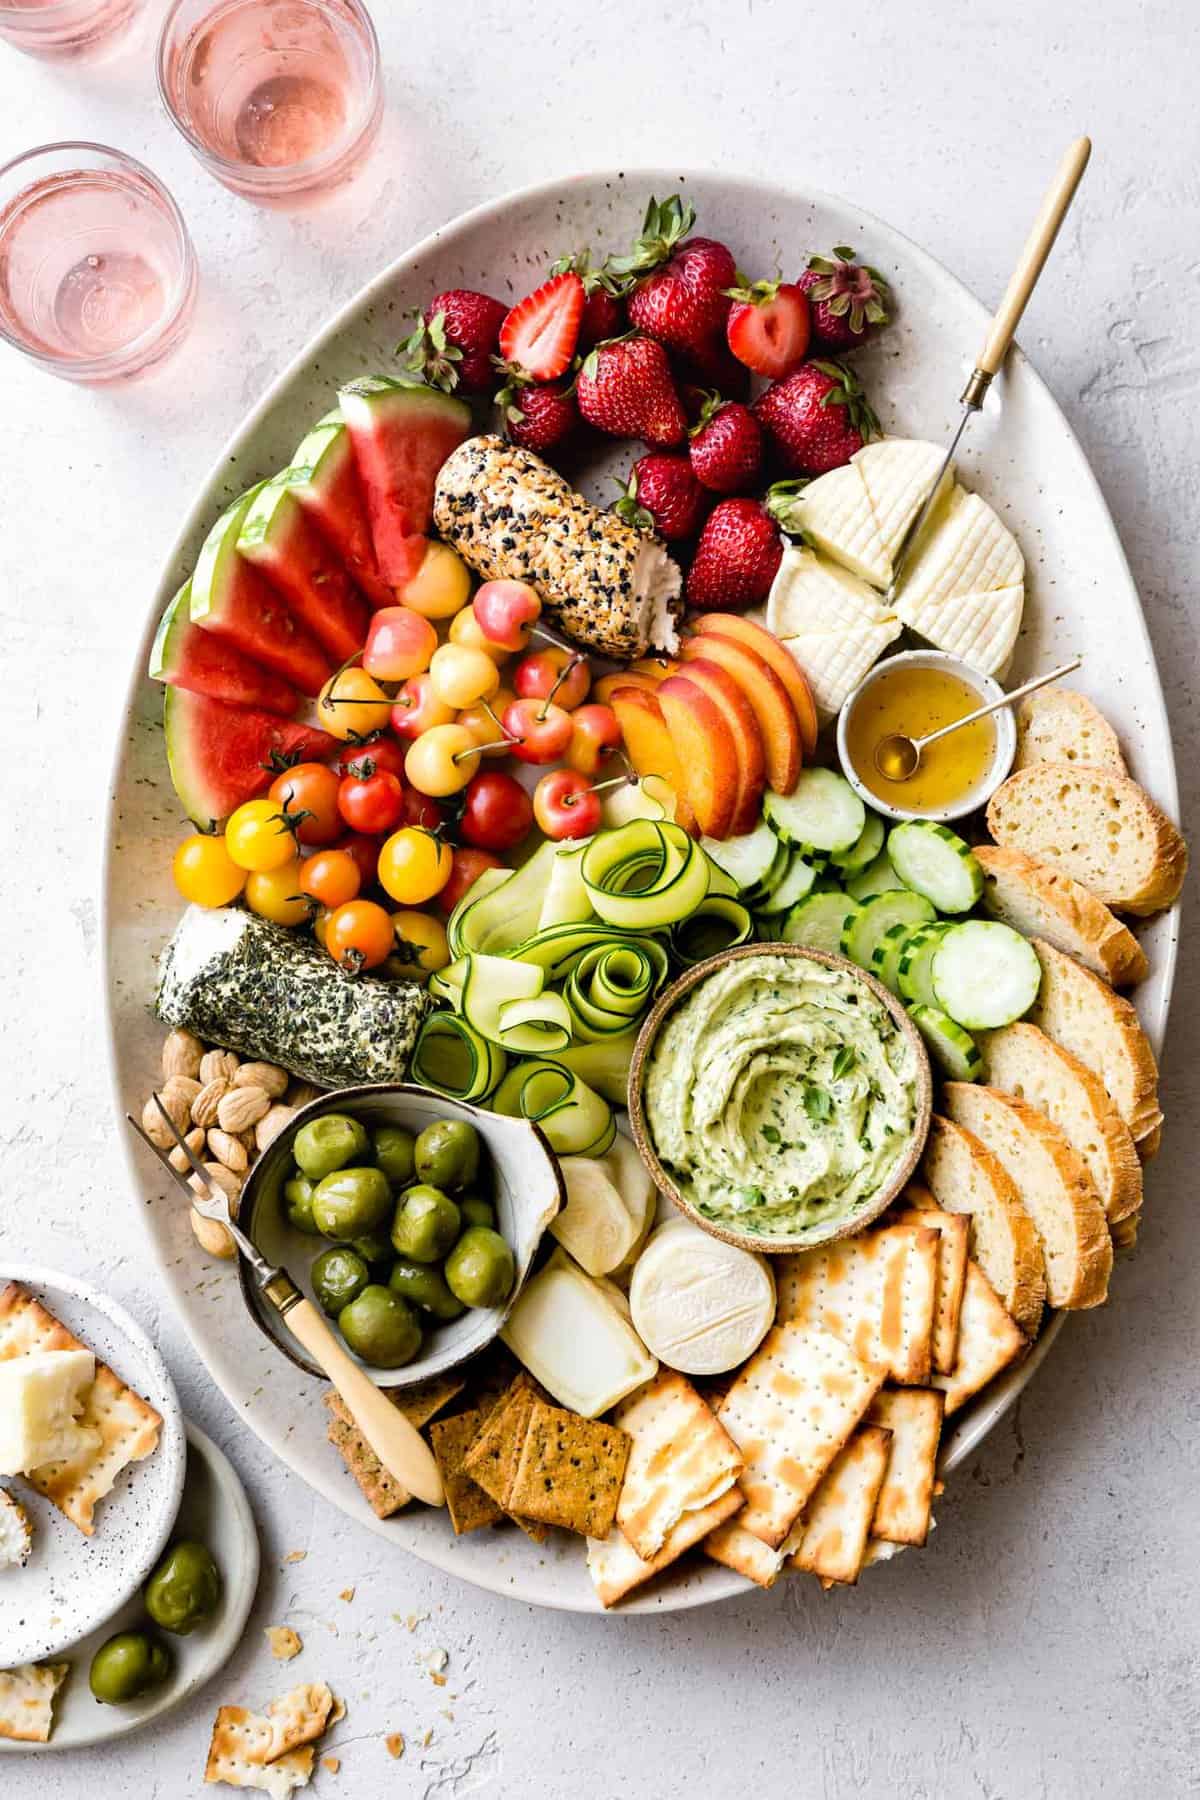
{"left": 0, "top": 143, "right": 198, "bottom": 384}
{"left": 157, "top": 0, "right": 383, "bottom": 206}
{"left": 0, "top": 0, "right": 141, "bottom": 59}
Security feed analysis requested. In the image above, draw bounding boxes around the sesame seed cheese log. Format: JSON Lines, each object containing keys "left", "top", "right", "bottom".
{"left": 433, "top": 436, "right": 682, "bottom": 659}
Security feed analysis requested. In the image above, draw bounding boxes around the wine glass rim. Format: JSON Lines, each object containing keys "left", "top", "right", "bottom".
{"left": 0, "top": 140, "right": 198, "bottom": 378}
{"left": 155, "top": 0, "right": 383, "bottom": 188}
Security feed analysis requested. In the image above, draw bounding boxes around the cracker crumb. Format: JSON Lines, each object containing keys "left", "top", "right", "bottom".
{"left": 386, "top": 1733, "right": 405, "bottom": 1760}
{"left": 265, "top": 1625, "right": 302, "bottom": 1660}
{"left": 430, "top": 1673, "right": 447, "bottom": 1688}
{"left": 329, "top": 1696, "right": 347, "bottom": 1725}
{"left": 338, "top": 1587, "right": 355, "bottom": 1603}
{"left": 427, "top": 1648, "right": 448, "bottom": 1673}
{"left": 422, "top": 1728, "right": 434, "bottom": 1748}
{"left": 321, "top": 1756, "right": 340, "bottom": 1775}
{"left": 283, "top": 1550, "right": 307, "bottom": 1564}
{"left": 404, "top": 1611, "right": 428, "bottom": 1631}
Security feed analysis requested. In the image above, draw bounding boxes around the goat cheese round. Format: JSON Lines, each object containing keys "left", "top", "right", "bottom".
{"left": 629, "top": 1219, "right": 775, "bottom": 1375}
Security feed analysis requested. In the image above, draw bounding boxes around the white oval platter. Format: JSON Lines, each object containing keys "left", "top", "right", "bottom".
{"left": 103, "top": 170, "right": 1179, "bottom": 1614}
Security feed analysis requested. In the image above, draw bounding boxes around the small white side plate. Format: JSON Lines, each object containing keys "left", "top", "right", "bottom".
{"left": 0, "top": 1266, "right": 186, "bottom": 1667}
{"left": 0, "top": 1419, "right": 259, "bottom": 1753}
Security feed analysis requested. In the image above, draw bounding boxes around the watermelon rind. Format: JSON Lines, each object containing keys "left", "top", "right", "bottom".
{"left": 337, "top": 376, "right": 471, "bottom": 586}
{"left": 190, "top": 488, "right": 333, "bottom": 696}
{"left": 289, "top": 409, "right": 393, "bottom": 606}
{"left": 164, "top": 687, "right": 337, "bottom": 829}
{"left": 149, "top": 582, "right": 299, "bottom": 717}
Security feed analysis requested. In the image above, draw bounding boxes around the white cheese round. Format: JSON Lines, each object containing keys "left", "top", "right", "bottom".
{"left": 629, "top": 1221, "right": 776, "bottom": 1376}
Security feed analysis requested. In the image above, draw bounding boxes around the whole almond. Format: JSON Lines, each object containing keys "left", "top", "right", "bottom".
{"left": 169, "top": 1127, "right": 206, "bottom": 1173}
{"left": 216, "top": 1085, "right": 271, "bottom": 1134}
{"left": 256, "top": 1104, "right": 296, "bottom": 1154}
{"left": 144, "top": 1085, "right": 192, "bottom": 1147}
{"left": 233, "top": 1061, "right": 288, "bottom": 1099}
{"left": 190, "top": 1207, "right": 236, "bottom": 1259}
{"left": 162, "top": 1074, "right": 202, "bottom": 1107}
{"left": 189, "top": 1161, "right": 243, "bottom": 1203}
{"left": 200, "top": 1049, "right": 240, "bottom": 1085}
{"left": 286, "top": 1081, "right": 323, "bottom": 1110}
{"left": 207, "top": 1128, "right": 249, "bottom": 1174}
{"left": 191, "top": 1078, "right": 229, "bottom": 1130}
{"left": 162, "top": 1028, "right": 204, "bottom": 1082}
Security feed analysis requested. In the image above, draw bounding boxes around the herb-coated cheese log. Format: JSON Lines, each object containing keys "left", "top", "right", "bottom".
{"left": 432, "top": 435, "right": 682, "bottom": 659}
{"left": 156, "top": 906, "right": 432, "bottom": 1090}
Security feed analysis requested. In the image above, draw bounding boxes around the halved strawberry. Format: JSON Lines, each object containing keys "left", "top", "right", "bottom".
{"left": 498, "top": 271, "right": 585, "bottom": 380}
{"left": 726, "top": 280, "right": 811, "bottom": 379}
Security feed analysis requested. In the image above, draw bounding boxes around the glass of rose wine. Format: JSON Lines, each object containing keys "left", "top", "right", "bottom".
{"left": 0, "top": 143, "right": 198, "bottom": 384}
{"left": 0, "top": 0, "right": 141, "bottom": 60}
{"left": 157, "top": 0, "right": 383, "bottom": 206}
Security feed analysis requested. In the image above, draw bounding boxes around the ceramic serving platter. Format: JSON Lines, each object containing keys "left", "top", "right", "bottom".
{"left": 103, "top": 170, "right": 1179, "bottom": 1614}
{"left": 0, "top": 1267, "right": 186, "bottom": 1664}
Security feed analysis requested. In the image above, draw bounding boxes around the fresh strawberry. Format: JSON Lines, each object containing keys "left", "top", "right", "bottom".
{"left": 671, "top": 334, "right": 750, "bottom": 401}
{"left": 498, "top": 271, "right": 585, "bottom": 380}
{"left": 797, "top": 248, "right": 891, "bottom": 352}
{"left": 614, "top": 197, "right": 737, "bottom": 361}
{"left": 725, "top": 278, "right": 811, "bottom": 378}
{"left": 401, "top": 289, "right": 506, "bottom": 393}
{"left": 551, "top": 251, "right": 627, "bottom": 348}
{"left": 688, "top": 396, "right": 762, "bottom": 494}
{"left": 499, "top": 379, "right": 579, "bottom": 455}
{"left": 753, "top": 359, "right": 879, "bottom": 476}
{"left": 576, "top": 334, "right": 687, "bottom": 446}
{"left": 686, "top": 499, "right": 783, "bottom": 612}
{"left": 615, "top": 454, "right": 708, "bottom": 542}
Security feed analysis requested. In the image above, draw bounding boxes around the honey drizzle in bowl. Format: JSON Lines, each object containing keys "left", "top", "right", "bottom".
{"left": 844, "top": 664, "right": 998, "bottom": 813}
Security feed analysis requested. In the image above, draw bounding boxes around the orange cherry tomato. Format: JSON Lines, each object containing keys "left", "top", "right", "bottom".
{"left": 299, "top": 848, "right": 362, "bottom": 910}
{"left": 324, "top": 899, "right": 395, "bottom": 972}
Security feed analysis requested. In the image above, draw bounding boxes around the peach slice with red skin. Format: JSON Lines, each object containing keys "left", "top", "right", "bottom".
{"left": 689, "top": 612, "right": 818, "bottom": 758}
{"left": 678, "top": 634, "right": 801, "bottom": 795}
{"left": 607, "top": 686, "right": 698, "bottom": 834}
{"left": 594, "top": 670, "right": 664, "bottom": 706}
{"left": 673, "top": 656, "right": 766, "bottom": 835}
{"left": 657, "top": 675, "right": 740, "bottom": 839}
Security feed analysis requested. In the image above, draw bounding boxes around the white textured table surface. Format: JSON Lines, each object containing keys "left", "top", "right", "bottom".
{"left": 2, "top": 3, "right": 1198, "bottom": 1795}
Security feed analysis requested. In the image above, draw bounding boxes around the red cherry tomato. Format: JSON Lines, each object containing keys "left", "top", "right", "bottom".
{"left": 400, "top": 786, "right": 443, "bottom": 831}
{"left": 502, "top": 697, "right": 574, "bottom": 765}
{"left": 337, "top": 768, "right": 406, "bottom": 836}
{"left": 324, "top": 899, "right": 395, "bottom": 972}
{"left": 268, "top": 762, "right": 342, "bottom": 847}
{"left": 437, "top": 847, "right": 504, "bottom": 916}
{"left": 332, "top": 735, "right": 408, "bottom": 783}
{"left": 533, "top": 768, "right": 603, "bottom": 840}
{"left": 340, "top": 833, "right": 382, "bottom": 890}
{"left": 459, "top": 770, "right": 534, "bottom": 852}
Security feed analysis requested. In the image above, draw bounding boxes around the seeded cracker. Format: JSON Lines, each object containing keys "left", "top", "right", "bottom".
{"left": 428, "top": 1411, "right": 504, "bottom": 1534}
{"left": 507, "top": 1399, "right": 631, "bottom": 1538}
{"left": 460, "top": 1373, "right": 550, "bottom": 1542}
{"left": 324, "top": 1376, "right": 463, "bottom": 1518}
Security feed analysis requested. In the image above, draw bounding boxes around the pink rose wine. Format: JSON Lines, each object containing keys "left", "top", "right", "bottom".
{"left": 157, "top": 0, "right": 383, "bottom": 205}
{"left": 0, "top": 0, "right": 141, "bottom": 59}
{"left": 0, "top": 144, "right": 197, "bottom": 384}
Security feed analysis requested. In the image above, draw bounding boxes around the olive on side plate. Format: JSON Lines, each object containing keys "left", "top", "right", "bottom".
{"left": 284, "top": 1175, "right": 320, "bottom": 1234}
{"left": 445, "top": 1225, "right": 515, "bottom": 1309}
{"left": 145, "top": 1541, "right": 221, "bottom": 1635}
{"left": 389, "top": 1259, "right": 467, "bottom": 1322}
{"left": 311, "top": 1165, "right": 391, "bottom": 1239}
{"left": 372, "top": 1124, "right": 416, "bottom": 1187}
{"left": 311, "top": 1245, "right": 371, "bottom": 1316}
{"left": 338, "top": 1285, "right": 422, "bottom": 1367}
{"left": 293, "top": 1113, "right": 370, "bottom": 1181}
{"left": 390, "top": 1185, "right": 461, "bottom": 1263}
{"left": 414, "top": 1119, "right": 480, "bottom": 1191}
{"left": 89, "top": 1631, "right": 171, "bottom": 1705}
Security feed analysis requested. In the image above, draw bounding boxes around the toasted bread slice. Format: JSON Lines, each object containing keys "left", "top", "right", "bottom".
{"left": 921, "top": 1117, "right": 1045, "bottom": 1337}
{"left": 1027, "top": 937, "right": 1161, "bottom": 1152}
{"left": 986, "top": 764, "right": 1187, "bottom": 917}
{"left": 974, "top": 846, "right": 1147, "bottom": 987}
{"left": 941, "top": 1085, "right": 1111, "bottom": 1309}
{"left": 1013, "top": 689, "right": 1126, "bottom": 775}
{"left": 976, "top": 1021, "right": 1142, "bottom": 1224}
{"left": 1138, "top": 1123, "right": 1162, "bottom": 1161}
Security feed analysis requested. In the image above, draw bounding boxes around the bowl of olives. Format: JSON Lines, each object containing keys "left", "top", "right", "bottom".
{"left": 237, "top": 1085, "right": 564, "bottom": 1388}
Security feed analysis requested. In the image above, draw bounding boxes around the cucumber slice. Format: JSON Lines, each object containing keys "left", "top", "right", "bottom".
{"left": 564, "top": 940, "right": 668, "bottom": 1041}
{"left": 871, "top": 920, "right": 927, "bottom": 996}
{"left": 701, "top": 820, "right": 781, "bottom": 897}
{"left": 842, "top": 889, "right": 936, "bottom": 973}
{"left": 931, "top": 920, "right": 1042, "bottom": 1030}
{"left": 845, "top": 848, "right": 907, "bottom": 903}
{"left": 887, "top": 821, "right": 983, "bottom": 915}
{"left": 445, "top": 865, "right": 512, "bottom": 959}
{"left": 782, "top": 891, "right": 860, "bottom": 956}
{"left": 896, "top": 922, "right": 954, "bottom": 1008}
{"left": 829, "top": 810, "right": 885, "bottom": 874}
{"left": 702, "top": 853, "right": 740, "bottom": 899}
{"left": 757, "top": 848, "right": 820, "bottom": 915}
{"left": 763, "top": 768, "right": 866, "bottom": 853}
{"left": 909, "top": 1003, "right": 982, "bottom": 1081}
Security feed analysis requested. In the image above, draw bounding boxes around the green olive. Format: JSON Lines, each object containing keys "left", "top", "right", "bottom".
{"left": 283, "top": 1175, "right": 320, "bottom": 1234}
{"left": 312, "top": 1166, "right": 391, "bottom": 1239}
{"left": 389, "top": 1259, "right": 467, "bottom": 1322}
{"left": 348, "top": 1229, "right": 394, "bottom": 1268}
{"left": 458, "top": 1194, "right": 496, "bottom": 1231}
{"left": 390, "top": 1184, "right": 461, "bottom": 1264}
{"left": 338, "top": 1285, "right": 422, "bottom": 1367}
{"left": 414, "top": 1119, "right": 480, "bottom": 1191}
{"left": 293, "top": 1112, "right": 370, "bottom": 1181}
{"left": 89, "top": 1631, "right": 171, "bottom": 1704}
{"left": 372, "top": 1124, "right": 416, "bottom": 1187}
{"left": 311, "top": 1245, "right": 371, "bottom": 1316}
{"left": 444, "top": 1226, "right": 514, "bottom": 1309}
{"left": 145, "top": 1540, "right": 221, "bottom": 1635}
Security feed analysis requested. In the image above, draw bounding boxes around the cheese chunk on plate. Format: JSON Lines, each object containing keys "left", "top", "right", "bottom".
{"left": 765, "top": 546, "right": 903, "bottom": 721}
{"left": 501, "top": 1249, "right": 657, "bottom": 1417}
{"left": 892, "top": 485, "right": 1024, "bottom": 674}
{"left": 781, "top": 438, "right": 949, "bottom": 588}
{"left": 0, "top": 1349, "right": 98, "bottom": 1477}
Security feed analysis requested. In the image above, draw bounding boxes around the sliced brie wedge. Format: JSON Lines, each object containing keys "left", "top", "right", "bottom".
{"left": 629, "top": 1220, "right": 776, "bottom": 1376}
{"left": 501, "top": 1249, "right": 657, "bottom": 1417}
{"left": 766, "top": 546, "right": 903, "bottom": 721}
{"left": 782, "top": 461, "right": 891, "bottom": 587}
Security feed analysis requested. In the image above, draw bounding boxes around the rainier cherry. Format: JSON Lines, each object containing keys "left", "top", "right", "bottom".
{"left": 533, "top": 769, "right": 603, "bottom": 840}
{"left": 473, "top": 580, "right": 541, "bottom": 652}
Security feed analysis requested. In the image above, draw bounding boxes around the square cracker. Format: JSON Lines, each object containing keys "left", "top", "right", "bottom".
{"left": 775, "top": 1223, "right": 940, "bottom": 1385}
{"left": 867, "top": 1388, "right": 945, "bottom": 1546}
{"left": 930, "top": 1262, "right": 1027, "bottom": 1414}
{"left": 613, "top": 1370, "right": 743, "bottom": 1561}
{"left": 461, "top": 1373, "right": 550, "bottom": 1543}
{"left": 0, "top": 1662, "right": 69, "bottom": 1744}
{"left": 508, "top": 1399, "right": 631, "bottom": 1538}
{"left": 205, "top": 1683, "right": 332, "bottom": 1775}
{"left": 893, "top": 1198, "right": 970, "bottom": 1374}
{"left": 786, "top": 1424, "right": 893, "bottom": 1585}
{"left": 0, "top": 1281, "right": 161, "bottom": 1536}
{"left": 324, "top": 1376, "right": 463, "bottom": 1519}
{"left": 587, "top": 1487, "right": 743, "bottom": 1608}
{"left": 716, "top": 1323, "right": 884, "bottom": 1549}
{"left": 703, "top": 1512, "right": 786, "bottom": 1590}
{"left": 428, "top": 1410, "right": 504, "bottom": 1534}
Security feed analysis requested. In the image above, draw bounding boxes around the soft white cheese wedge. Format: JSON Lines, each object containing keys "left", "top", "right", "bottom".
{"left": 783, "top": 461, "right": 891, "bottom": 586}
{"left": 501, "top": 1250, "right": 657, "bottom": 1416}
{"left": 901, "top": 583, "right": 1024, "bottom": 677}
{"left": 629, "top": 1220, "right": 776, "bottom": 1376}
{"left": 0, "top": 1350, "right": 98, "bottom": 1477}
{"left": 766, "top": 545, "right": 903, "bottom": 721}
{"left": 550, "top": 1158, "right": 640, "bottom": 1277}
{"left": 894, "top": 484, "right": 1024, "bottom": 613}
{"left": 854, "top": 438, "right": 951, "bottom": 571}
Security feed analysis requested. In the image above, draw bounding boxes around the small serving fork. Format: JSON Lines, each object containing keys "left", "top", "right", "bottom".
{"left": 128, "top": 1096, "right": 444, "bottom": 1507}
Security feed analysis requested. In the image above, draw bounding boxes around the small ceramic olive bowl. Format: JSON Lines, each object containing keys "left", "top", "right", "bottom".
{"left": 237, "top": 1084, "right": 563, "bottom": 1389}
{"left": 627, "top": 943, "right": 932, "bottom": 1256}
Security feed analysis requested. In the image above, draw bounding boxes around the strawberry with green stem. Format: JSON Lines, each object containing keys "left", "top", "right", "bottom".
{"left": 797, "top": 248, "right": 891, "bottom": 353}
{"left": 576, "top": 333, "right": 687, "bottom": 446}
{"left": 612, "top": 195, "right": 737, "bottom": 364}
{"left": 753, "top": 358, "right": 880, "bottom": 476}
{"left": 401, "top": 290, "right": 506, "bottom": 393}
{"left": 614, "top": 453, "right": 708, "bottom": 541}
{"left": 688, "top": 393, "right": 762, "bottom": 494}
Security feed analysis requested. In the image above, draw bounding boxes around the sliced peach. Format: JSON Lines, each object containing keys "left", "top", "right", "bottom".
{"left": 594, "top": 670, "right": 663, "bottom": 706}
{"left": 679, "top": 635, "right": 801, "bottom": 795}
{"left": 608, "top": 686, "right": 697, "bottom": 833}
{"left": 675, "top": 656, "right": 765, "bottom": 836}
{"left": 628, "top": 656, "right": 678, "bottom": 684}
{"left": 690, "top": 612, "right": 819, "bottom": 758}
{"left": 657, "top": 676, "right": 739, "bottom": 840}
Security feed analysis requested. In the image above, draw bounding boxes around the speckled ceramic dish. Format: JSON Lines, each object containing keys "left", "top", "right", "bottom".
{"left": 105, "top": 170, "right": 1179, "bottom": 1613}
{"left": 0, "top": 1267, "right": 185, "bottom": 1666}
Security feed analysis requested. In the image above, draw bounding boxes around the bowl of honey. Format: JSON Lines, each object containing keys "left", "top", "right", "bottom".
{"left": 837, "top": 649, "right": 1017, "bottom": 823}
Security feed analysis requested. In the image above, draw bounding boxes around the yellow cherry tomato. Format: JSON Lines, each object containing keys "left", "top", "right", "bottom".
{"left": 429, "top": 643, "right": 501, "bottom": 710}
{"left": 390, "top": 909, "right": 450, "bottom": 981}
{"left": 397, "top": 542, "right": 471, "bottom": 619}
{"left": 224, "top": 799, "right": 297, "bottom": 872}
{"left": 316, "top": 666, "right": 392, "bottom": 740}
{"left": 377, "top": 828, "right": 453, "bottom": 906}
{"left": 173, "top": 833, "right": 246, "bottom": 907}
{"left": 244, "top": 858, "right": 310, "bottom": 927}
{"left": 448, "top": 606, "right": 512, "bottom": 661}
{"left": 404, "top": 722, "right": 480, "bottom": 796}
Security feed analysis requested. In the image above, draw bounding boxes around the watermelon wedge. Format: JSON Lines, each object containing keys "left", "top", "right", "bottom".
{"left": 289, "top": 410, "right": 393, "bottom": 607}
{"left": 164, "top": 688, "right": 338, "bottom": 827}
{"left": 238, "top": 471, "right": 370, "bottom": 663}
{"left": 150, "top": 583, "right": 299, "bottom": 717}
{"left": 337, "top": 378, "right": 471, "bottom": 587}
{"left": 190, "top": 488, "right": 334, "bottom": 697}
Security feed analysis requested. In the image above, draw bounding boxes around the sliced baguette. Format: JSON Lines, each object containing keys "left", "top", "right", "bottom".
{"left": 976, "top": 1021, "right": 1142, "bottom": 1224}
{"left": 1013, "top": 689, "right": 1126, "bottom": 775}
{"left": 1027, "top": 937, "right": 1162, "bottom": 1153}
{"left": 1138, "top": 1123, "right": 1162, "bottom": 1161}
{"left": 941, "top": 1084, "right": 1111, "bottom": 1310}
{"left": 920, "top": 1116, "right": 1045, "bottom": 1338}
{"left": 986, "top": 763, "right": 1187, "bottom": 917}
{"left": 974, "top": 845, "right": 1147, "bottom": 987}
